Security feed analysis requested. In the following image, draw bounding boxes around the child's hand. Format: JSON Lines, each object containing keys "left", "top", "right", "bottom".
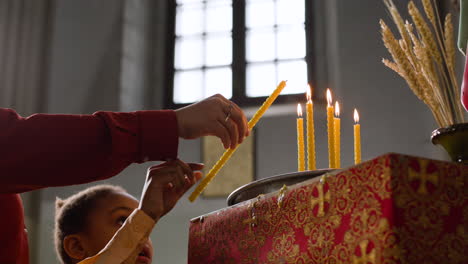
{"left": 138, "top": 160, "right": 204, "bottom": 220}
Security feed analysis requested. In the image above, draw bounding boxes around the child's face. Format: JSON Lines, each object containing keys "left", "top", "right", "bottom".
{"left": 80, "top": 191, "right": 153, "bottom": 264}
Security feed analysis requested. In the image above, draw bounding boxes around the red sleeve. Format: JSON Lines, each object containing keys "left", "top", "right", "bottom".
{"left": 0, "top": 108, "right": 179, "bottom": 193}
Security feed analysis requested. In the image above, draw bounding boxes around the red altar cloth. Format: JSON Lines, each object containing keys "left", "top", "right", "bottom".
{"left": 188, "top": 153, "right": 467, "bottom": 264}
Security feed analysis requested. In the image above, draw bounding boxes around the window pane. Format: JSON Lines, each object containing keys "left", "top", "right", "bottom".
{"left": 277, "top": 0, "right": 305, "bottom": 25}
{"left": 277, "top": 60, "right": 307, "bottom": 94}
{"left": 246, "top": 29, "right": 276, "bottom": 62}
{"left": 246, "top": 63, "right": 277, "bottom": 97}
{"left": 174, "top": 70, "right": 204, "bottom": 103}
{"left": 206, "top": 1, "right": 232, "bottom": 33}
{"left": 206, "top": 34, "right": 232, "bottom": 66}
{"left": 176, "top": 4, "right": 204, "bottom": 36}
{"left": 246, "top": 0, "right": 275, "bottom": 29}
{"left": 177, "top": 0, "right": 202, "bottom": 4}
{"left": 205, "top": 67, "right": 232, "bottom": 99}
{"left": 277, "top": 26, "right": 306, "bottom": 59}
{"left": 175, "top": 37, "right": 203, "bottom": 69}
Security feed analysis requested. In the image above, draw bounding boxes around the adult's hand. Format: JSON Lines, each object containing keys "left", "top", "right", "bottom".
{"left": 138, "top": 160, "right": 204, "bottom": 220}
{"left": 175, "top": 94, "right": 249, "bottom": 149}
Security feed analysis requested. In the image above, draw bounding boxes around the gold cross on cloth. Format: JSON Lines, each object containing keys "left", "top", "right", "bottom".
{"left": 408, "top": 160, "right": 439, "bottom": 195}
{"left": 310, "top": 181, "right": 331, "bottom": 217}
{"left": 352, "top": 239, "right": 377, "bottom": 264}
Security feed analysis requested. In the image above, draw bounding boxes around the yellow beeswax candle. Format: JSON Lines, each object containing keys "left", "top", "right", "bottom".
{"left": 326, "top": 89, "right": 335, "bottom": 169}
{"left": 189, "top": 81, "right": 287, "bottom": 202}
{"left": 306, "top": 85, "right": 316, "bottom": 170}
{"left": 334, "top": 101, "right": 341, "bottom": 169}
{"left": 297, "top": 104, "right": 305, "bottom": 171}
{"left": 354, "top": 109, "right": 361, "bottom": 164}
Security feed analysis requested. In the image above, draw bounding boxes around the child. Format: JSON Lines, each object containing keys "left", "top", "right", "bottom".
{"left": 54, "top": 160, "right": 203, "bottom": 264}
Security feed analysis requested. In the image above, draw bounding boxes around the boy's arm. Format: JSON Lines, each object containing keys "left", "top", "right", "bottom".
{"left": 78, "top": 161, "right": 203, "bottom": 264}
{"left": 78, "top": 209, "right": 157, "bottom": 264}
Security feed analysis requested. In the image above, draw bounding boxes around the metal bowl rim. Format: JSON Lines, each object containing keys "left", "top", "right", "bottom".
{"left": 227, "top": 169, "right": 333, "bottom": 206}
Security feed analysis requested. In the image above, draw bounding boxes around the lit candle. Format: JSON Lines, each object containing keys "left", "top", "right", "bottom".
{"left": 306, "top": 85, "right": 316, "bottom": 170}
{"left": 326, "top": 89, "right": 335, "bottom": 169}
{"left": 334, "top": 101, "right": 341, "bottom": 169}
{"left": 297, "top": 104, "right": 305, "bottom": 171}
{"left": 189, "top": 81, "right": 287, "bottom": 202}
{"left": 354, "top": 109, "right": 361, "bottom": 164}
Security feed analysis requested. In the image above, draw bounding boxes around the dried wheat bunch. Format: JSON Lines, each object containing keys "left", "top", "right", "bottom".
{"left": 381, "top": 0, "right": 465, "bottom": 127}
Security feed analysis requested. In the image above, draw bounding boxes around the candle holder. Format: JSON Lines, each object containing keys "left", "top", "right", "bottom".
{"left": 431, "top": 123, "right": 468, "bottom": 165}
{"left": 227, "top": 169, "right": 334, "bottom": 206}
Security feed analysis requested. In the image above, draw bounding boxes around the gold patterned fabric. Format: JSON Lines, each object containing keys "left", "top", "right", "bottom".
{"left": 188, "top": 153, "right": 467, "bottom": 264}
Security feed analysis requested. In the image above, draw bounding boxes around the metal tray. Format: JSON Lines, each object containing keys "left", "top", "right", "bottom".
{"left": 227, "top": 169, "right": 333, "bottom": 206}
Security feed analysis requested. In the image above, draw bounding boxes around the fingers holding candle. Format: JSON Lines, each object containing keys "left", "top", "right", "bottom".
{"left": 214, "top": 120, "right": 232, "bottom": 149}
{"left": 232, "top": 103, "right": 250, "bottom": 138}
{"left": 219, "top": 116, "right": 239, "bottom": 149}
{"left": 189, "top": 81, "right": 287, "bottom": 202}
{"left": 175, "top": 94, "right": 248, "bottom": 149}
{"left": 221, "top": 100, "right": 249, "bottom": 142}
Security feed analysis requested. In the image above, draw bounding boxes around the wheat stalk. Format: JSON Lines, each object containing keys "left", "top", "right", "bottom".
{"left": 381, "top": 0, "right": 465, "bottom": 127}
{"left": 381, "top": 20, "right": 421, "bottom": 97}
{"left": 422, "top": 0, "right": 436, "bottom": 28}
{"left": 412, "top": 36, "right": 452, "bottom": 122}
{"left": 383, "top": 0, "right": 418, "bottom": 67}
{"left": 413, "top": 42, "right": 452, "bottom": 125}
{"left": 444, "top": 14, "right": 455, "bottom": 72}
{"left": 408, "top": 1, "right": 453, "bottom": 121}
{"left": 408, "top": 1, "right": 442, "bottom": 64}
{"left": 428, "top": 0, "right": 464, "bottom": 123}
{"left": 382, "top": 58, "right": 405, "bottom": 78}
{"left": 380, "top": 19, "right": 446, "bottom": 126}
{"left": 403, "top": 21, "right": 443, "bottom": 115}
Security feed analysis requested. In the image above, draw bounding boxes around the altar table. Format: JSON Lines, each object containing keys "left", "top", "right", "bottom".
{"left": 188, "top": 153, "right": 467, "bottom": 264}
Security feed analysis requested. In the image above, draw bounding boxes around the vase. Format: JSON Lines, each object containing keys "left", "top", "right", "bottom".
{"left": 431, "top": 123, "right": 468, "bottom": 165}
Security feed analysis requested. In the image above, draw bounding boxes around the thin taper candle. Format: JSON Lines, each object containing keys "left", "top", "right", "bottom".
{"left": 297, "top": 104, "right": 305, "bottom": 171}
{"left": 326, "top": 89, "right": 336, "bottom": 168}
{"left": 334, "top": 101, "right": 341, "bottom": 169}
{"left": 354, "top": 109, "right": 361, "bottom": 164}
{"left": 306, "top": 85, "right": 316, "bottom": 170}
{"left": 189, "top": 81, "right": 287, "bottom": 202}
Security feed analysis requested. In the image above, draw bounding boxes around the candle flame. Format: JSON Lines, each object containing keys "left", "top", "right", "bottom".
{"left": 306, "top": 85, "right": 312, "bottom": 102}
{"left": 335, "top": 101, "right": 340, "bottom": 117}
{"left": 326, "top": 88, "right": 332, "bottom": 107}
{"left": 354, "top": 109, "right": 359, "bottom": 123}
{"left": 297, "top": 104, "right": 303, "bottom": 117}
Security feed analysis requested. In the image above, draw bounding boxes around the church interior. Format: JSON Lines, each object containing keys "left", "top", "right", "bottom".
{"left": 1, "top": 0, "right": 466, "bottom": 263}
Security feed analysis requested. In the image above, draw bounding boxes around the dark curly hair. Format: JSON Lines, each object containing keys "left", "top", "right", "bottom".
{"left": 54, "top": 185, "right": 126, "bottom": 264}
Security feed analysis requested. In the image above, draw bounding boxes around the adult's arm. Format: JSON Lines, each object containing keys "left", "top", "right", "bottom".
{"left": 0, "top": 108, "right": 178, "bottom": 193}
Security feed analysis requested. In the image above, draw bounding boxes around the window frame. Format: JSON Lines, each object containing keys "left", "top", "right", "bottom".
{"left": 164, "top": 0, "right": 320, "bottom": 109}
